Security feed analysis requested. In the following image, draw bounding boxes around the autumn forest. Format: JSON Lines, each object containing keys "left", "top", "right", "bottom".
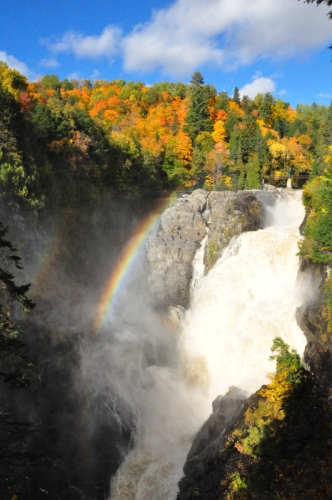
{"left": 1, "top": 62, "right": 332, "bottom": 216}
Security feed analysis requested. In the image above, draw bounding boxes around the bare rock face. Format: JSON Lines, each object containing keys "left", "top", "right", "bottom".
{"left": 146, "top": 190, "right": 209, "bottom": 308}
{"left": 147, "top": 190, "right": 264, "bottom": 307}
{"left": 204, "top": 191, "right": 263, "bottom": 272}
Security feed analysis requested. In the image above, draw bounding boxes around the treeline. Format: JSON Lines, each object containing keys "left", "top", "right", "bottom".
{"left": 1, "top": 63, "right": 332, "bottom": 213}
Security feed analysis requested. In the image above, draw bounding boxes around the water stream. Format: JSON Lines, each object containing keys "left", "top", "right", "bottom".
{"left": 190, "top": 235, "right": 208, "bottom": 298}
{"left": 110, "top": 192, "right": 306, "bottom": 499}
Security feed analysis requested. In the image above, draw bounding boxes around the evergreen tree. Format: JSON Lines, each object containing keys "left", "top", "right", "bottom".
{"left": 258, "top": 92, "right": 275, "bottom": 127}
{"left": 320, "top": 102, "right": 332, "bottom": 147}
{"left": 233, "top": 86, "right": 241, "bottom": 104}
{"left": 239, "top": 115, "right": 259, "bottom": 163}
{"left": 254, "top": 128, "right": 270, "bottom": 174}
{"left": 246, "top": 154, "right": 261, "bottom": 189}
{"left": 274, "top": 119, "right": 288, "bottom": 138}
{"left": 190, "top": 71, "right": 204, "bottom": 86}
{"left": 229, "top": 127, "right": 241, "bottom": 162}
{"left": 241, "top": 95, "right": 251, "bottom": 114}
{"left": 184, "top": 72, "right": 213, "bottom": 140}
{"left": 216, "top": 91, "right": 229, "bottom": 111}
{"left": 236, "top": 146, "right": 246, "bottom": 189}
{"left": 191, "top": 146, "right": 206, "bottom": 187}
{"left": 224, "top": 112, "right": 239, "bottom": 139}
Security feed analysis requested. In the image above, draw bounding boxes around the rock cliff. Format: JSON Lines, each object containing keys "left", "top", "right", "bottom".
{"left": 296, "top": 260, "right": 332, "bottom": 390}
{"left": 178, "top": 387, "right": 247, "bottom": 497}
{"left": 146, "top": 189, "right": 263, "bottom": 308}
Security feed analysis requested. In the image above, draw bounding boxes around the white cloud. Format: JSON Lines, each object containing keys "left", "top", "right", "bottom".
{"left": 319, "top": 92, "right": 332, "bottom": 98}
{"left": 0, "top": 50, "right": 30, "bottom": 76}
{"left": 67, "top": 71, "right": 81, "bottom": 81}
{"left": 90, "top": 69, "right": 100, "bottom": 80}
{"left": 121, "top": 0, "right": 332, "bottom": 77}
{"left": 49, "top": 25, "right": 121, "bottom": 59}
{"left": 39, "top": 0, "right": 332, "bottom": 78}
{"left": 40, "top": 57, "right": 59, "bottom": 68}
{"left": 239, "top": 77, "right": 276, "bottom": 98}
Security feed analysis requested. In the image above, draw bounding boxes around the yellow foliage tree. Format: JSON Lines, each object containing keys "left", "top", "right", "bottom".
{"left": 211, "top": 120, "right": 227, "bottom": 143}
{"left": 0, "top": 62, "right": 27, "bottom": 98}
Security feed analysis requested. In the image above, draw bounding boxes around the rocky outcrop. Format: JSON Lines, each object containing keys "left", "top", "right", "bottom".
{"left": 296, "top": 260, "right": 332, "bottom": 389}
{"left": 147, "top": 190, "right": 209, "bottom": 307}
{"left": 177, "top": 371, "right": 332, "bottom": 500}
{"left": 178, "top": 387, "right": 247, "bottom": 497}
{"left": 147, "top": 190, "right": 264, "bottom": 307}
{"left": 204, "top": 191, "right": 262, "bottom": 272}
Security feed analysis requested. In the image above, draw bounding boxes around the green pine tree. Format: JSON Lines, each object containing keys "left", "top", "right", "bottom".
{"left": 236, "top": 147, "right": 246, "bottom": 189}
{"left": 258, "top": 92, "right": 275, "bottom": 127}
{"left": 233, "top": 86, "right": 241, "bottom": 105}
{"left": 246, "top": 154, "right": 261, "bottom": 189}
{"left": 184, "top": 72, "right": 213, "bottom": 140}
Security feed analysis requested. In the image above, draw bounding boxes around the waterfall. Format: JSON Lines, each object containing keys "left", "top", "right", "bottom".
{"left": 190, "top": 235, "right": 208, "bottom": 297}
{"left": 109, "top": 193, "right": 306, "bottom": 499}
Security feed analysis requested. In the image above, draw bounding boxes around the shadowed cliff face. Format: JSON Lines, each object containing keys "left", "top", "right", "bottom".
{"left": 295, "top": 256, "right": 332, "bottom": 396}
{"left": 178, "top": 387, "right": 248, "bottom": 496}
{"left": 146, "top": 189, "right": 263, "bottom": 308}
{"left": 292, "top": 202, "right": 332, "bottom": 391}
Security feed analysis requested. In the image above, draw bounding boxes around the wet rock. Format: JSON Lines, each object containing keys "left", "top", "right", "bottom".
{"left": 161, "top": 305, "right": 186, "bottom": 330}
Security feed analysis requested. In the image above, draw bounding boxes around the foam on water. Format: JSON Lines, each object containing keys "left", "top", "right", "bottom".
{"left": 190, "top": 235, "right": 208, "bottom": 297}
{"left": 110, "top": 193, "right": 307, "bottom": 499}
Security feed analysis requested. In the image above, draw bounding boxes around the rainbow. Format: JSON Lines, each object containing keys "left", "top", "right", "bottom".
{"left": 94, "top": 198, "right": 170, "bottom": 333}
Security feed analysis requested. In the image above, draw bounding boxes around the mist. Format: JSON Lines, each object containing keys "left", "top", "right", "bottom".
{"left": 105, "top": 192, "right": 307, "bottom": 498}
{"left": 0, "top": 194, "right": 173, "bottom": 498}
{"left": 0, "top": 190, "right": 308, "bottom": 499}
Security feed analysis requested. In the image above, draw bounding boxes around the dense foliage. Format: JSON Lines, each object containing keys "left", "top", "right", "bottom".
{"left": 299, "top": 137, "right": 332, "bottom": 326}
{"left": 2, "top": 63, "right": 332, "bottom": 214}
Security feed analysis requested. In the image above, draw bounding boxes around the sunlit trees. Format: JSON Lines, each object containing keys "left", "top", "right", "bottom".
{"left": 205, "top": 142, "right": 232, "bottom": 190}
{"left": 211, "top": 120, "right": 227, "bottom": 143}
{"left": 0, "top": 60, "right": 329, "bottom": 199}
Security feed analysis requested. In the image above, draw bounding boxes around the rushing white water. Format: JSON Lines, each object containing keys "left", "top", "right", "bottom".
{"left": 110, "top": 192, "right": 307, "bottom": 500}
{"left": 190, "top": 235, "right": 208, "bottom": 297}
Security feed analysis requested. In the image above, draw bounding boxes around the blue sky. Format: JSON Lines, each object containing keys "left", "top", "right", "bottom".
{"left": 1, "top": 0, "right": 332, "bottom": 107}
